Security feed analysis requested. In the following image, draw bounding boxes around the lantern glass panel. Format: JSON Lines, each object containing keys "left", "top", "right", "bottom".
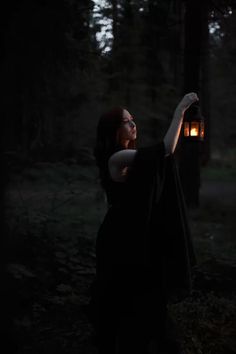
{"left": 184, "top": 122, "right": 190, "bottom": 136}
{"left": 190, "top": 122, "right": 199, "bottom": 136}
{"left": 200, "top": 122, "right": 204, "bottom": 138}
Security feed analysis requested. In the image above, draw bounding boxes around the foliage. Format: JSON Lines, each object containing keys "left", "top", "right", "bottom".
{"left": 169, "top": 291, "right": 236, "bottom": 354}
{"left": 3, "top": 157, "right": 236, "bottom": 353}
{"left": 2, "top": 0, "right": 186, "bottom": 159}
{"left": 2, "top": 0, "right": 236, "bottom": 162}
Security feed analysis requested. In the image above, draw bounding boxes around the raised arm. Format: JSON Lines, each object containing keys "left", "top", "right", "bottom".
{"left": 163, "top": 92, "right": 199, "bottom": 155}
{"left": 109, "top": 92, "right": 199, "bottom": 182}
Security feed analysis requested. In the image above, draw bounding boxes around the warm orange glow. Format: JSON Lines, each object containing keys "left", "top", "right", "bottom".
{"left": 190, "top": 128, "right": 198, "bottom": 136}
{"left": 184, "top": 122, "right": 190, "bottom": 136}
{"left": 200, "top": 122, "right": 204, "bottom": 138}
{"left": 184, "top": 120, "right": 204, "bottom": 139}
{"left": 183, "top": 108, "right": 204, "bottom": 140}
{"left": 190, "top": 122, "right": 199, "bottom": 136}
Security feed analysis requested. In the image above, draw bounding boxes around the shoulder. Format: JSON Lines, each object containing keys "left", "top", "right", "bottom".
{"left": 108, "top": 149, "right": 137, "bottom": 182}
{"left": 108, "top": 149, "right": 137, "bottom": 165}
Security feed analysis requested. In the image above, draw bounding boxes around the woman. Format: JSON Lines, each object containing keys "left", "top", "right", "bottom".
{"left": 89, "top": 93, "right": 199, "bottom": 354}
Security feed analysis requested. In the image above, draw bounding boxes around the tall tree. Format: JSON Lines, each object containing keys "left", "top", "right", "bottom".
{"left": 200, "top": 0, "right": 211, "bottom": 165}
{"left": 2, "top": 0, "right": 96, "bottom": 159}
{"left": 179, "top": 0, "right": 210, "bottom": 207}
{"left": 209, "top": 3, "right": 236, "bottom": 152}
{"left": 106, "top": 0, "right": 137, "bottom": 105}
{"left": 143, "top": 0, "right": 172, "bottom": 105}
{"left": 2, "top": 0, "right": 70, "bottom": 151}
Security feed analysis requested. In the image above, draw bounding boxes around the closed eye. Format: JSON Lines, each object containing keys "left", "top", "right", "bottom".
{"left": 122, "top": 116, "right": 134, "bottom": 123}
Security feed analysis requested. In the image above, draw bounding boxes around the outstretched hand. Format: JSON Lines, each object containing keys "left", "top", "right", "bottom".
{"left": 164, "top": 92, "right": 199, "bottom": 154}
{"left": 178, "top": 92, "right": 199, "bottom": 111}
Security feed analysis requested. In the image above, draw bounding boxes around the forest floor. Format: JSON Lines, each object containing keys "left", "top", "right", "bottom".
{"left": 2, "top": 150, "right": 236, "bottom": 354}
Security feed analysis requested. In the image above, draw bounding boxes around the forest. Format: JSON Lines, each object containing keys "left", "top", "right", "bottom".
{"left": 1, "top": 0, "right": 236, "bottom": 353}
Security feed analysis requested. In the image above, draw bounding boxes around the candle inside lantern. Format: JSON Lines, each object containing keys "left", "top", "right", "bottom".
{"left": 190, "top": 122, "right": 199, "bottom": 136}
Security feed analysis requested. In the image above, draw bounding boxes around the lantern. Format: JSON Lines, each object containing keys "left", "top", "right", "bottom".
{"left": 183, "top": 103, "right": 204, "bottom": 141}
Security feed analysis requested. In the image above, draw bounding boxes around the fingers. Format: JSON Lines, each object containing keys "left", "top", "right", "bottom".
{"left": 186, "top": 92, "right": 199, "bottom": 102}
{"left": 178, "top": 92, "right": 199, "bottom": 111}
{"left": 177, "top": 92, "right": 199, "bottom": 111}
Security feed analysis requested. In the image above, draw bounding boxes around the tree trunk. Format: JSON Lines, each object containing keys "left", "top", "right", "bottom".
{"left": 200, "top": 1, "right": 211, "bottom": 165}
{"left": 179, "top": 0, "right": 209, "bottom": 208}
{"left": 171, "top": 0, "right": 185, "bottom": 89}
{"left": 108, "top": 0, "right": 119, "bottom": 92}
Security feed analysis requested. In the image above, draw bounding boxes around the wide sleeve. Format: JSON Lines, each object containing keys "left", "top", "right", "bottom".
{"left": 127, "top": 143, "right": 197, "bottom": 302}
{"left": 128, "top": 141, "right": 165, "bottom": 180}
{"left": 126, "top": 141, "right": 166, "bottom": 201}
{"left": 158, "top": 155, "right": 197, "bottom": 302}
{"left": 124, "top": 142, "right": 167, "bottom": 266}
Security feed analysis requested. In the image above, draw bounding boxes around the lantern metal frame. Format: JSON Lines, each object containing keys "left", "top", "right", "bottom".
{"left": 183, "top": 103, "right": 204, "bottom": 141}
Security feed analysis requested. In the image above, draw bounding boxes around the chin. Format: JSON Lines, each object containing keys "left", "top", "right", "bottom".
{"left": 130, "top": 132, "right": 136, "bottom": 139}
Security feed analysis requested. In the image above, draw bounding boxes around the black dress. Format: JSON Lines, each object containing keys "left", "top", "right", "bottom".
{"left": 89, "top": 142, "right": 196, "bottom": 354}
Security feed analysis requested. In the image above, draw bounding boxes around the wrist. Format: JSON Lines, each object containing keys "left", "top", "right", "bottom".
{"left": 173, "top": 106, "right": 185, "bottom": 121}
{"left": 176, "top": 103, "right": 186, "bottom": 113}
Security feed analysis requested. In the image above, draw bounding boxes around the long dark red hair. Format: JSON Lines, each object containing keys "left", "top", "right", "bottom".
{"left": 94, "top": 106, "right": 136, "bottom": 187}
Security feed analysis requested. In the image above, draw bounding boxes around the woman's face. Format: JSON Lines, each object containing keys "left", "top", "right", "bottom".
{"left": 118, "top": 109, "right": 137, "bottom": 147}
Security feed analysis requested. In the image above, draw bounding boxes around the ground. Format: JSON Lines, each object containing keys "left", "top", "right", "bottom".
{"left": 2, "top": 151, "right": 236, "bottom": 354}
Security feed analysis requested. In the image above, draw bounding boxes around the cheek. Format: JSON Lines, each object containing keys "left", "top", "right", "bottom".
{"left": 119, "top": 126, "right": 129, "bottom": 139}
{"left": 116, "top": 127, "right": 126, "bottom": 144}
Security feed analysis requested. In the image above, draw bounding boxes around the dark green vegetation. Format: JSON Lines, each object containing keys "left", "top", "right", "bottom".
{"left": 2, "top": 1, "right": 236, "bottom": 160}
{"left": 2, "top": 1, "right": 236, "bottom": 353}
{"left": 3, "top": 150, "right": 236, "bottom": 354}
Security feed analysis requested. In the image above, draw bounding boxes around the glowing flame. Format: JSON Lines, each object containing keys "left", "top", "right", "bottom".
{"left": 190, "top": 128, "right": 198, "bottom": 136}
{"left": 190, "top": 122, "right": 199, "bottom": 136}
{"left": 184, "top": 121, "right": 204, "bottom": 139}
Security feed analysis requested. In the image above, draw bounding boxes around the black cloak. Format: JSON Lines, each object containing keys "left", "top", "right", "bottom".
{"left": 128, "top": 142, "right": 197, "bottom": 302}
{"left": 89, "top": 142, "right": 197, "bottom": 351}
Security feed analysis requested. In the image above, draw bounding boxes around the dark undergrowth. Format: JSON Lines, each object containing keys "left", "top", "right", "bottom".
{"left": 2, "top": 155, "right": 236, "bottom": 354}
